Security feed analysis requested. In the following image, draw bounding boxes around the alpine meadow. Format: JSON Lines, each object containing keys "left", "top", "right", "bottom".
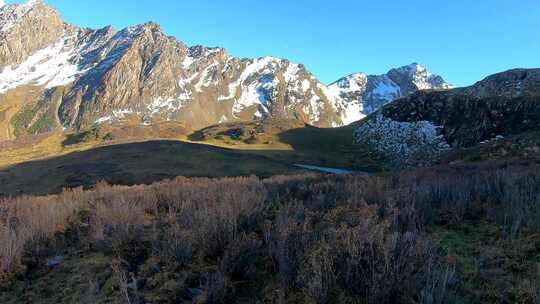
{"left": 0, "top": 1, "right": 539, "bottom": 303}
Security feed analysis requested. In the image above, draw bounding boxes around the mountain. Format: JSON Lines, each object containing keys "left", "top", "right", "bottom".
{"left": 0, "top": 0, "right": 452, "bottom": 141}
{"left": 355, "top": 68, "right": 540, "bottom": 163}
{"left": 327, "top": 63, "right": 453, "bottom": 124}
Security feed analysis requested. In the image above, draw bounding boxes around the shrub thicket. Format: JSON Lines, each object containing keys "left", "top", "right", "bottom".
{"left": 1, "top": 164, "right": 539, "bottom": 303}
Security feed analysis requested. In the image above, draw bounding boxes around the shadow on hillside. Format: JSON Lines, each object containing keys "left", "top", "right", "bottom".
{"left": 276, "top": 124, "right": 387, "bottom": 172}
{"left": 0, "top": 140, "right": 297, "bottom": 197}
{"left": 187, "top": 121, "right": 384, "bottom": 172}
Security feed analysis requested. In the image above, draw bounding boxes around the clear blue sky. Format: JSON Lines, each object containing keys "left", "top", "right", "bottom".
{"left": 10, "top": 0, "right": 540, "bottom": 86}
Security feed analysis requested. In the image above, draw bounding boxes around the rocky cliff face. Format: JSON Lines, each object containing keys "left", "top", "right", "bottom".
{"left": 0, "top": 0, "right": 452, "bottom": 139}
{"left": 372, "top": 69, "right": 540, "bottom": 147}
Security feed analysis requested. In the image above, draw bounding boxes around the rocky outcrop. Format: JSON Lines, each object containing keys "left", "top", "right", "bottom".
{"left": 373, "top": 69, "right": 540, "bottom": 147}
{"left": 355, "top": 114, "right": 450, "bottom": 167}
{"left": 463, "top": 68, "right": 540, "bottom": 99}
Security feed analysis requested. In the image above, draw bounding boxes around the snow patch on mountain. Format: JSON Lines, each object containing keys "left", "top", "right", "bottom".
{"left": 283, "top": 62, "right": 301, "bottom": 83}
{"left": 341, "top": 102, "right": 364, "bottom": 125}
{"left": 370, "top": 77, "right": 400, "bottom": 100}
{"left": 227, "top": 57, "right": 280, "bottom": 117}
{"left": 326, "top": 73, "right": 368, "bottom": 125}
{"left": 182, "top": 55, "right": 195, "bottom": 69}
{"left": 302, "top": 94, "right": 322, "bottom": 122}
{"left": 94, "top": 109, "right": 134, "bottom": 125}
{"left": 182, "top": 46, "right": 223, "bottom": 71}
{"left": 301, "top": 79, "right": 311, "bottom": 92}
{"left": 0, "top": 35, "right": 88, "bottom": 93}
{"left": 362, "top": 76, "right": 401, "bottom": 113}
{"left": 0, "top": 0, "right": 43, "bottom": 33}
{"left": 178, "top": 72, "right": 199, "bottom": 88}
{"left": 194, "top": 62, "right": 218, "bottom": 92}
{"left": 328, "top": 73, "right": 367, "bottom": 96}
{"left": 148, "top": 97, "right": 178, "bottom": 116}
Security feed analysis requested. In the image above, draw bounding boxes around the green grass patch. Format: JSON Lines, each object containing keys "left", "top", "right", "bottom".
{"left": 431, "top": 223, "right": 540, "bottom": 303}
{"left": 11, "top": 105, "right": 38, "bottom": 138}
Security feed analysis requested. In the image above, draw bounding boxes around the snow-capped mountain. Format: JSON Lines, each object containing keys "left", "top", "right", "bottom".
{"left": 0, "top": 0, "right": 452, "bottom": 140}
{"left": 327, "top": 63, "right": 453, "bottom": 125}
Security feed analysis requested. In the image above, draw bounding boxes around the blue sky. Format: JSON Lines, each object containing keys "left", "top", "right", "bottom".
{"left": 10, "top": 0, "right": 540, "bottom": 86}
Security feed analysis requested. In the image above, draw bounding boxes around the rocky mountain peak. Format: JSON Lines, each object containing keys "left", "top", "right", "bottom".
{"left": 95, "top": 25, "right": 115, "bottom": 36}
{"left": 188, "top": 45, "right": 225, "bottom": 58}
{"left": 139, "top": 21, "right": 161, "bottom": 31}
{"left": 327, "top": 63, "right": 452, "bottom": 125}
{"left": 0, "top": 0, "right": 64, "bottom": 68}
{"left": 0, "top": 0, "right": 54, "bottom": 33}
{"left": 387, "top": 63, "right": 452, "bottom": 93}
{"left": 392, "top": 62, "right": 426, "bottom": 75}
{"left": 115, "top": 22, "right": 164, "bottom": 41}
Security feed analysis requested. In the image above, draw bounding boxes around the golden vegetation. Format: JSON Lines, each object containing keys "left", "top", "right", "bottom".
{"left": 0, "top": 118, "right": 365, "bottom": 172}
{"left": 0, "top": 119, "right": 377, "bottom": 196}
{"left": 1, "top": 162, "right": 539, "bottom": 303}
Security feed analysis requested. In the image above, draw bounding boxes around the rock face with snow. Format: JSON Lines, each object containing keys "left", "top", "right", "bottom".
{"left": 365, "top": 68, "right": 540, "bottom": 147}
{"left": 0, "top": 0, "right": 65, "bottom": 68}
{"left": 327, "top": 63, "right": 453, "bottom": 125}
{"left": 0, "top": 0, "right": 452, "bottom": 140}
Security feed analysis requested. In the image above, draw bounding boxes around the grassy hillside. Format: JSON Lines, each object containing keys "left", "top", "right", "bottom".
{"left": 0, "top": 121, "right": 192, "bottom": 168}
{"left": 440, "top": 131, "right": 540, "bottom": 164}
{"left": 187, "top": 119, "right": 383, "bottom": 171}
{"left": 0, "top": 86, "right": 46, "bottom": 141}
{"left": 0, "top": 119, "right": 384, "bottom": 196}
{"left": 0, "top": 140, "right": 298, "bottom": 196}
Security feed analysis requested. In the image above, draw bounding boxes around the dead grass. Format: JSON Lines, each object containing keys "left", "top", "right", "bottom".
{"left": 0, "top": 86, "right": 44, "bottom": 142}
{"left": 1, "top": 161, "right": 539, "bottom": 302}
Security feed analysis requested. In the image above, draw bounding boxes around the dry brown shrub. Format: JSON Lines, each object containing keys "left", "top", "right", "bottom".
{"left": 1, "top": 162, "right": 539, "bottom": 302}
{"left": 0, "top": 187, "right": 84, "bottom": 277}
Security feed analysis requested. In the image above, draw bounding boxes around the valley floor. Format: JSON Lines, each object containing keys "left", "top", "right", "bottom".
{"left": 0, "top": 120, "right": 378, "bottom": 196}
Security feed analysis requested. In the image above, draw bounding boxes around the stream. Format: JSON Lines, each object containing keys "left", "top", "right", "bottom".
{"left": 294, "top": 164, "right": 357, "bottom": 174}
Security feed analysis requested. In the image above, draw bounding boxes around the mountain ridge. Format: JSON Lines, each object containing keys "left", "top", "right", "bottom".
{"left": 0, "top": 0, "right": 452, "bottom": 141}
